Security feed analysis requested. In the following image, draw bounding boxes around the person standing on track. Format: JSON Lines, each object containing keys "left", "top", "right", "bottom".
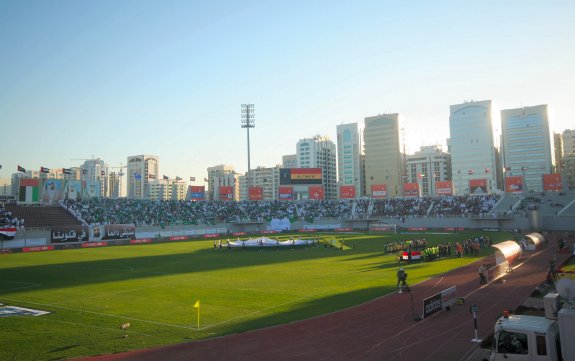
{"left": 478, "top": 264, "right": 487, "bottom": 284}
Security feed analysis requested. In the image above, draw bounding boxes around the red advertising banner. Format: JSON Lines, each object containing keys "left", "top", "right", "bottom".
{"left": 435, "top": 181, "right": 453, "bottom": 196}
{"left": 169, "top": 236, "right": 188, "bottom": 241}
{"left": 219, "top": 186, "right": 233, "bottom": 201}
{"left": 469, "top": 179, "right": 487, "bottom": 194}
{"left": 339, "top": 185, "right": 356, "bottom": 199}
{"left": 203, "top": 233, "right": 220, "bottom": 238}
{"left": 131, "top": 239, "right": 153, "bottom": 244}
{"left": 188, "top": 186, "right": 205, "bottom": 201}
{"left": 249, "top": 186, "right": 264, "bottom": 201}
{"left": 505, "top": 176, "right": 523, "bottom": 193}
{"left": 81, "top": 242, "right": 108, "bottom": 248}
{"left": 371, "top": 184, "right": 387, "bottom": 198}
{"left": 22, "top": 246, "right": 55, "bottom": 253}
{"left": 403, "top": 182, "right": 419, "bottom": 197}
{"left": 308, "top": 186, "right": 324, "bottom": 200}
{"left": 279, "top": 186, "right": 294, "bottom": 201}
{"left": 543, "top": 174, "right": 562, "bottom": 191}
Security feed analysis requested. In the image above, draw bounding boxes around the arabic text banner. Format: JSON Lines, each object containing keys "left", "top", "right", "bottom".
{"left": 51, "top": 225, "right": 90, "bottom": 243}
{"left": 102, "top": 224, "right": 136, "bottom": 240}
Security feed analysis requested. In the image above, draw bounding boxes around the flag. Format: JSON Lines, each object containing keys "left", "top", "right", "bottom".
{"left": 149, "top": 174, "right": 156, "bottom": 179}
{"left": 190, "top": 177, "right": 196, "bottom": 182}
{"left": 468, "top": 170, "right": 474, "bottom": 175}
{"left": 204, "top": 178, "right": 209, "bottom": 182}
{"left": 385, "top": 175, "right": 391, "bottom": 180}
{"left": 484, "top": 168, "right": 491, "bottom": 174}
{"left": 504, "top": 166, "right": 511, "bottom": 172}
{"left": 101, "top": 170, "right": 105, "bottom": 176}
{"left": 176, "top": 176, "right": 182, "bottom": 181}
{"left": 401, "top": 175, "right": 408, "bottom": 179}
{"left": 63, "top": 168, "right": 72, "bottom": 175}
{"left": 163, "top": 175, "right": 169, "bottom": 180}
{"left": 417, "top": 172, "right": 425, "bottom": 178}
{"left": 521, "top": 166, "right": 528, "bottom": 171}
{"left": 40, "top": 166, "right": 50, "bottom": 173}
{"left": 82, "top": 169, "right": 88, "bottom": 175}
{"left": 18, "top": 165, "right": 26, "bottom": 172}
{"left": 194, "top": 300, "right": 200, "bottom": 330}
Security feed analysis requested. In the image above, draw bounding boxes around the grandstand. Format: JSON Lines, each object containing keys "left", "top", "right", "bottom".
{"left": 4, "top": 204, "right": 81, "bottom": 228}
{"left": 2, "top": 192, "right": 574, "bottom": 248}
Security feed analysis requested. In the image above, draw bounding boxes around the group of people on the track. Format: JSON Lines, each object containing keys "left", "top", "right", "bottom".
{"left": 387, "top": 235, "right": 493, "bottom": 265}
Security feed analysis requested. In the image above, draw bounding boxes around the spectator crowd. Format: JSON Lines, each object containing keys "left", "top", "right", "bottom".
{"left": 61, "top": 194, "right": 500, "bottom": 227}
{"left": 1, "top": 204, "right": 23, "bottom": 228}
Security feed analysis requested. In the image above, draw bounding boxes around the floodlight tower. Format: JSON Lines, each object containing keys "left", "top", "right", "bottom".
{"left": 241, "top": 104, "right": 255, "bottom": 191}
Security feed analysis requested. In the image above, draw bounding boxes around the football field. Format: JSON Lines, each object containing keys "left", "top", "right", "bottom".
{"left": 0, "top": 231, "right": 514, "bottom": 360}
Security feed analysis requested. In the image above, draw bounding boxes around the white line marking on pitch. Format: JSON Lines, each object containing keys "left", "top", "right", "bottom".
{"left": 35, "top": 316, "right": 152, "bottom": 336}
{"left": 0, "top": 297, "right": 191, "bottom": 330}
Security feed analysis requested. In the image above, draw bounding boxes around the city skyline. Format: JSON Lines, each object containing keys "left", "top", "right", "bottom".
{"left": 1, "top": 1, "right": 574, "bottom": 185}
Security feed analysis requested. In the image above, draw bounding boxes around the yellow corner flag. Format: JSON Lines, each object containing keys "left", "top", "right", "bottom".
{"left": 194, "top": 300, "right": 200, "bottom": 331}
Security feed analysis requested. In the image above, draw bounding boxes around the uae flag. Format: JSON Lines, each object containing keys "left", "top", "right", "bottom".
{"left": 17, "top": 165, "right": 26, "bottom": 172}
{"left": 19, "top": 179, "right": 40, "bottom": 203}
{"left": 468, "top": 170, "right": 474, "bottom": 175}
{"left": 63, "top": 168, "right": 72, "bottom": 175}
{"left": 40, "top": 166, "right": 50, "bottom": 173}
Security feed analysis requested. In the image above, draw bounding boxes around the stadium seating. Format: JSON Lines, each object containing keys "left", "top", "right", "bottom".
{"left": 5, "top": 204, "right": 80, "bottom": 228}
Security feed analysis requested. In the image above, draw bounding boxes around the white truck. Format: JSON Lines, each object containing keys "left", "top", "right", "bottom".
{"left": 489, "top": 293, "right": 575, "bottom": 361}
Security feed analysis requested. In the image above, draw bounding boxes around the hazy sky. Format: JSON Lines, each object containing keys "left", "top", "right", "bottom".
{"left": 1, "top": 0, "right": 574, "bottom": 185}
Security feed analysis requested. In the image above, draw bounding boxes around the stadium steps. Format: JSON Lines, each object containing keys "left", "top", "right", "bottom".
{"left": 5, "top": 204, "right": 82, "bottom": 227}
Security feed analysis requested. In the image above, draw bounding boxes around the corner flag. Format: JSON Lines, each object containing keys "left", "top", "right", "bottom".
{"left": 194, "top": 300, "right": 200, "bottom": 330}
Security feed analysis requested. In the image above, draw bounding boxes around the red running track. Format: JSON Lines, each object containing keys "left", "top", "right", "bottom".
{"left": 79, "top": 233, "right": 573, "bottom": 361}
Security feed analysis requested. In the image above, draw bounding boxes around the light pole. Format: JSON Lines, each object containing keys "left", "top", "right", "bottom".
{"left": 241, "top": 104, "right": 255, "bottom": 192}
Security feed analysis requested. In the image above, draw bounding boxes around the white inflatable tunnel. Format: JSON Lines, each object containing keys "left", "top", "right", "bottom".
{"left": 523, "top": 232, "right": 545, "bottom": 251}
{"left": 492, "top": 241, "right": 523, "bottom": 265}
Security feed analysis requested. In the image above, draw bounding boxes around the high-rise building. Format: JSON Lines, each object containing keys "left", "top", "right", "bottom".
{"left": 363, "top": 114, "right": 402, "bottom": 197}
{"left": 282, "top": 154, "right": 297, "bottom": 169}
{"left": 553, "top": 132, "right": 563, "bottom": 173}
{"left": 562, "top": 154, "right": 575, "bottom": 190}
{"left": 108, "top": 172, "right": 121, "bottom": 198}
{"left": 81, "top": 159, "right": 109, "bottom": 197}
{"left": 147, "top": 178, "right": 187, "bottom": 201}
{"left": 127, "top": 155, "right": 159, "bottom": 199}
{"left": 296, "top": 136, "right": 337, "bottom": 199}
{"left": 449, "top": 100, "right": 497, "bottom": 195}
{"left": 337, "top": 123, "right": 364, "bottom": 197}
{"left": 501, "top": 105, "right": 553, "bottom": 192}
{"left": 562, "top": 129, "right": 575, "bottom": 156}
{"left": 406, "top": 145, "right": 451, "bottom": 196}
{"left": 238, "top": 165, "right": 281, "bottom": 201}
{"left": 207, "top": 164, "right": 239, "bottom": 201}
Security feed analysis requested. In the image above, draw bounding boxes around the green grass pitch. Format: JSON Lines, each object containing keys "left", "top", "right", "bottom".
{"left": 0, "top": 231, "right": 514, "bottom": 360}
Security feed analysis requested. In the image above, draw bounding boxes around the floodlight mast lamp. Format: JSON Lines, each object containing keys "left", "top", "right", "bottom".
{"left": 241, "top": 104, "right": 255, "bottom": 191}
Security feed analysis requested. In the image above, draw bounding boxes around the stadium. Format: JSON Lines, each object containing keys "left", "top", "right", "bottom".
{"left": 1, "top": 187, "right": 574, "bottom": 360}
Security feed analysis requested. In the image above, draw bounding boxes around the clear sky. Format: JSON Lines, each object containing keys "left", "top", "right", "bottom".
{"left": 1, "top": 0, "right": 574, "bottom": 187}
